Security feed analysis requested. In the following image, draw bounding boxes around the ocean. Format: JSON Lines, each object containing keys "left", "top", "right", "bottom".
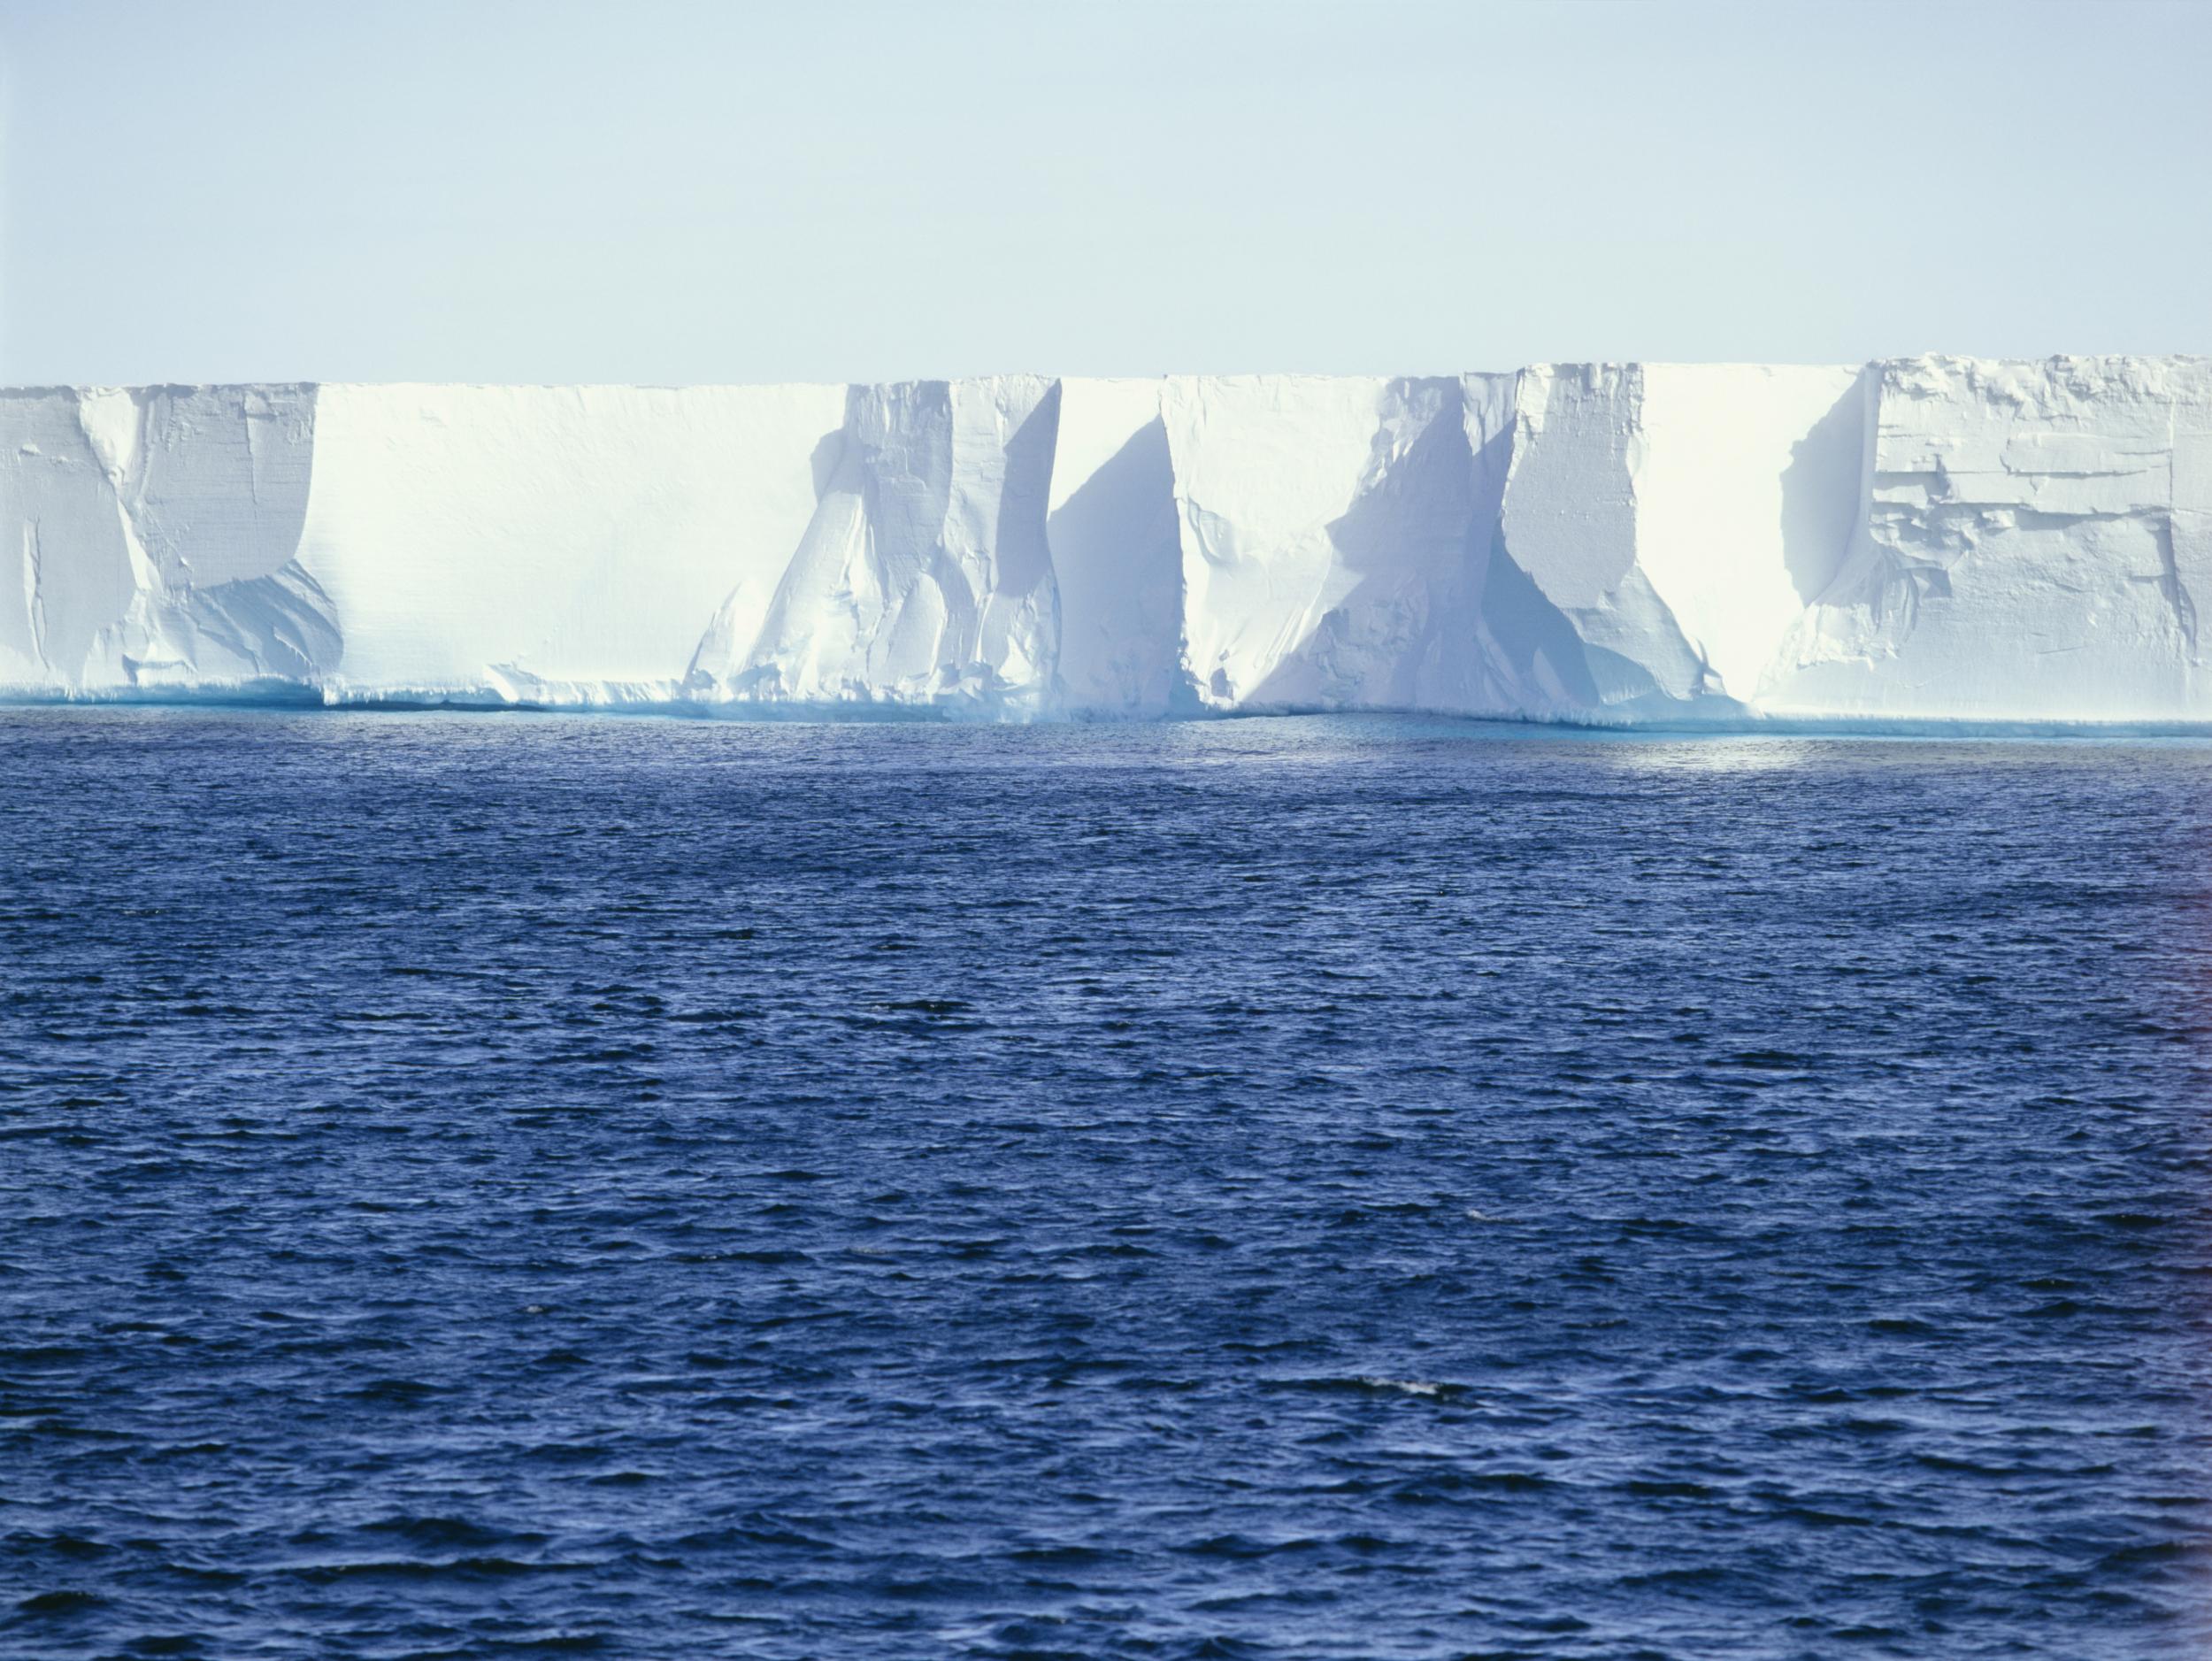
{"left": 2, "top": 709, "right": 2208, "bottom": 1657}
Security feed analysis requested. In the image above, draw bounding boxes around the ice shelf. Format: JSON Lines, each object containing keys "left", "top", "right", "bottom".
{"left": 5, "top": 358, "right": 2208, "bottom": 724}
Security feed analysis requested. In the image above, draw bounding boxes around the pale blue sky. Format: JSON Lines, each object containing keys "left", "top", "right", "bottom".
{"left": 3, "top": 0, "right": 2207, "bottom": 383}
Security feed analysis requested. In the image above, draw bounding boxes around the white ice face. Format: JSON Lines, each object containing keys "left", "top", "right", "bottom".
{"left": 686, "top": 377, "right": 1061, "bottom": 711}
{"left": 1761, "top": 357, "right": 2212, "bottom": 721}
{"left": 4, "top": 358, "right": 2207, "bottom": 725}
{"left": 2, "top": 385, "right": 328, "bottom": 690}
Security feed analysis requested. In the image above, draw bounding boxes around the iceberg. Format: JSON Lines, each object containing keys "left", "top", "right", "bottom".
{"left": 4, "top": 358, "right": 2207, "bottom": 724}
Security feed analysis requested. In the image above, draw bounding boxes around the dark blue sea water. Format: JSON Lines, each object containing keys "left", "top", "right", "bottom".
{"left": 2, "top": 709, "right": 2208, "bottom": 1659}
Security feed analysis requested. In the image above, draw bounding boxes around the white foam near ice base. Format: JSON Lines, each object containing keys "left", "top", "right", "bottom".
{"left": 4, "top": 358, "right": 2207, "bottom": 724}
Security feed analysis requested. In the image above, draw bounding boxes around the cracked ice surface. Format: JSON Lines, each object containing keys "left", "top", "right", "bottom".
{"left": 2, "top": 358, "right": 2206, "bottom": 724}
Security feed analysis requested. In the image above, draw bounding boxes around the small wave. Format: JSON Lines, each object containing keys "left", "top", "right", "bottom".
{"left": 1007, "top": 1543, "right": 1115, "bottom": 1565}
{"left": 348, "top": 1376, "right": 444, "bottom": 1403}
{"left": 1395, "top": 1470, "right": 1555, "bottom": 1496}
{"left": 360, "top": 1515, "right": 537, "bottom": 1550}
{"left": 15, "top": 1588, "right": 106, "bottom": 1616}
{"left": 1181, "top": 1533, "right": 1317, "bottom": 1560}
{"left": 1267, "top": 1375, "right": 1473, "bottom": 1402}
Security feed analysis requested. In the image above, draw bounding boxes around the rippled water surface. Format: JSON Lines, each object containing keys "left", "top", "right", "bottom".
{"left": 3, "top": 709, "right": 2209, "bottom": 1659}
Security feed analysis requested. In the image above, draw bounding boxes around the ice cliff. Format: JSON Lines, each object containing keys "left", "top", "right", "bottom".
{"left": 5, "top": 358, "right": 2208, "bottom": 724}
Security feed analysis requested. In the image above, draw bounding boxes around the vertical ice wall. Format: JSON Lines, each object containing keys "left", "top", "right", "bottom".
{"left": 1633, "top": 365, "right": 1865, "bottom": 699}
{"left": 2, "top": 390, "right": 138, "bottom": 685}
{"left": 4, "top": 359, "right": 2209, "bottom": 722}
{"left": 1767, "top": 357, "right": 2212, "bottom": 719}
{"left": 1046, "top": 379, "right": 1187, "bottom": 715}
{"left": 1160, "top": 375, "right": 1494, "bottom": 713}
{"left": 2, "top": 385, "right": 326, "bottom": 688}
{"left": 298, "top": 383, "right": 844, "bottom": 702}
{"left": 688, "top": 376, "right": 1061, "bottom": 711}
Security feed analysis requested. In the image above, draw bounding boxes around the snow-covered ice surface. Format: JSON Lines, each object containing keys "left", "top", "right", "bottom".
{"left": 5, "top": 359, "right": 2208, "bottom": 725}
